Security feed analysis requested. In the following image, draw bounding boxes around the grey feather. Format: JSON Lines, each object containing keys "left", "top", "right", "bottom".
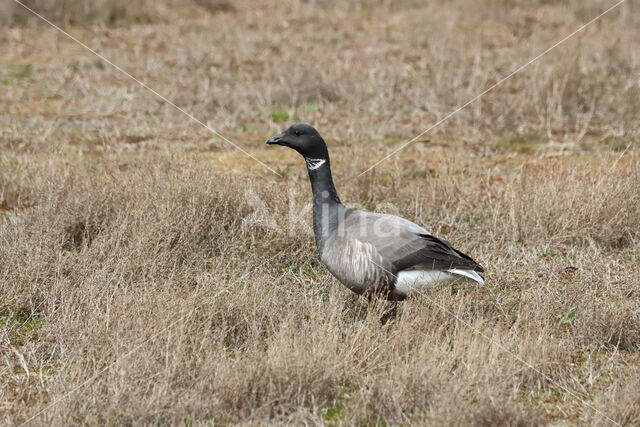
{"left": 319, "top": 210, "right": 483, "bottom": 295}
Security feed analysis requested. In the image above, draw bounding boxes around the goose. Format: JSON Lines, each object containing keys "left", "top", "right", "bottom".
{"left": 267, "top": 123, "right": 484, "bottom": 301}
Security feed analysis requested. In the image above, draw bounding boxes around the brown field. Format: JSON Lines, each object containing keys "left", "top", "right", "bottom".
{"left": 1, "top": 0, "right": 639, "bottom": 425}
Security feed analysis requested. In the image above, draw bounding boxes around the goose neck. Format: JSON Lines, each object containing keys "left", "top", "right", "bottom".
{"left": 307, "top": 158, "right": 342, "bottom": 250}
{"left": 307, "top": 158, "right": 340, "bottom": 204}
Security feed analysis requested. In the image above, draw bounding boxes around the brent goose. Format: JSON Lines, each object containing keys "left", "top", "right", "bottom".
{"left": 267, "top": 123, "right": 484, "bottom": 301}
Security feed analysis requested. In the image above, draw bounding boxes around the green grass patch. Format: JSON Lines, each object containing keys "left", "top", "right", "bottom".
{"left": 554, "top": 308, "right": 578, "bottom": 325}
{"left": 500, "top": 137, "right": 544, "bottom": 153}
{"left": 270, "top": 109, "right": 290, "bottom": 123}
{"left": 10, "top": 64, "right": 34, "bottom": 79}
{"left": 324, "top": 401, "right": 345, "bottom": 423}
{"left": 302, "top": 103, "right": 318, "bottom": 112}
{"left": 0, "top": 305, "right": 43, "bottom": 346}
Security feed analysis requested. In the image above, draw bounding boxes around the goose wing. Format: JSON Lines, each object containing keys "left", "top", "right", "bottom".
{"left": 342, "top": 210, "right": 483, "bottom": 274}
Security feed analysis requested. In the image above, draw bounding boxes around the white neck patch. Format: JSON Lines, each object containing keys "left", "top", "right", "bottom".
{"left": 305, "top": 158, "right": 326, "bottom": 171}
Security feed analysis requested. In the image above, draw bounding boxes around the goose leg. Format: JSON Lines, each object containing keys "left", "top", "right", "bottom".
{"left": 381, "top": 301, "right": 398, "bottom": 325}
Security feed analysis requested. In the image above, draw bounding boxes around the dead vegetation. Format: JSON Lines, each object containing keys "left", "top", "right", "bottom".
{"left": 1, "top": 0, "right": 639, "bottom": 425}
{"left": 0, "top": 0, "right": 236, "bottom": 26}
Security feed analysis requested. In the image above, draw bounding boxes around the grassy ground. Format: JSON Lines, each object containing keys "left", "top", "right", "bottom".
{"left": 1, "top": 0, "right": 639, "bottom": 424}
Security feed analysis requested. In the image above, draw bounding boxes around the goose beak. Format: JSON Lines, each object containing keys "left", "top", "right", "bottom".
{"left": 266, "top": 132, "right": 286, "bottom": 146}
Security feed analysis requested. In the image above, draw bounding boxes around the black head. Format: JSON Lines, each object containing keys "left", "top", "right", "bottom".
{"left": 266, "top": 123, "right": 328, "bottom": 159}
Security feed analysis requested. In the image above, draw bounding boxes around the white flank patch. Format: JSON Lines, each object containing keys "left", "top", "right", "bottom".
{"left": 392, "top": 269, "right": 483, "bottom": 298}
{"left": 445, "top": 269, "right": 485, "bottom": 284}
{"left": 305, "top": 158, "right": 326, "bottom": 170}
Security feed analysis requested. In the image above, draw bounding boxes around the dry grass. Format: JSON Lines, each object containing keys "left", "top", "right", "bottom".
{"left": 1, "top": 0, "right": 639, "bottom": 425}
{"left": 0, "top": 0, "right": 235, "bottom": 26}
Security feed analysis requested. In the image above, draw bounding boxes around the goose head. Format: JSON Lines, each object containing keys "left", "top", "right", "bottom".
{"left": 266, "top": 123, "right": 329, "bottom": 160}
